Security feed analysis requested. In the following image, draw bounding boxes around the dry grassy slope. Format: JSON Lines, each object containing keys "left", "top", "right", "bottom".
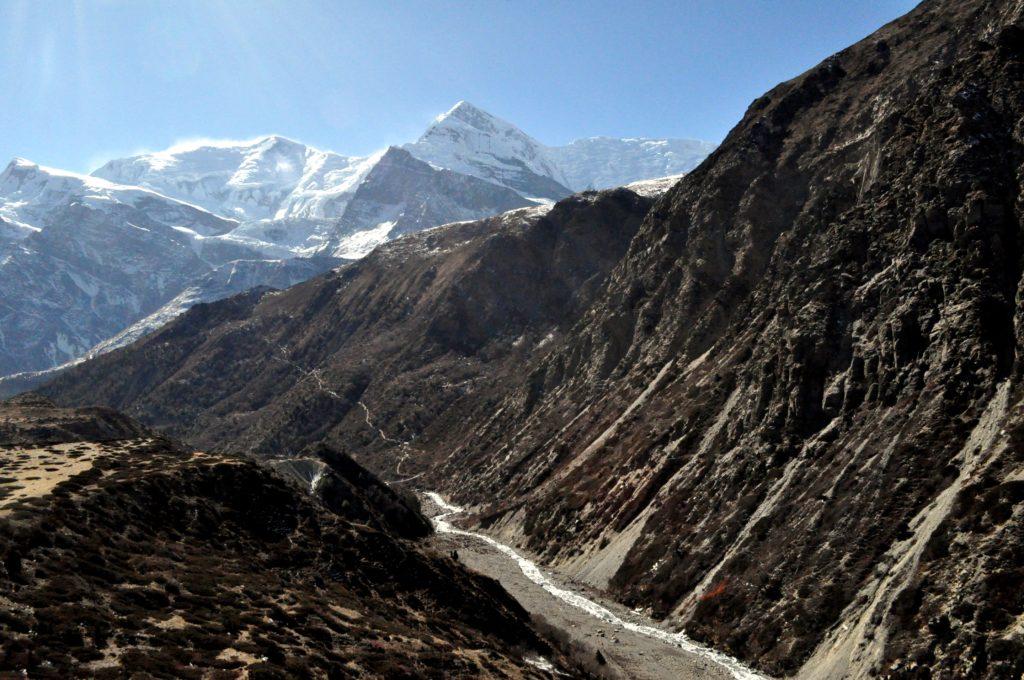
{"left": 416, "top": 0, "right": 1024, "bottom": 677}
{"left": 0, "top": 397, "right": 583, "bottom": 679}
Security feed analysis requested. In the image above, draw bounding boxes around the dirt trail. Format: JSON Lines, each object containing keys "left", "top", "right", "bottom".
{"left": 423, "top": 492, "right": 768, "bottom": 680}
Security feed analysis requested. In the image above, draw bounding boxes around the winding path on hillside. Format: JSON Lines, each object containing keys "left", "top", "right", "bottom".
{"left": 423, "top": 492, "right": 769, "bottom": 680}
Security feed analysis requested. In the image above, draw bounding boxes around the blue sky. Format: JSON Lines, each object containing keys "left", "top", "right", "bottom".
{"left": 1, "top": 0, "right": 918, "bottom": 173}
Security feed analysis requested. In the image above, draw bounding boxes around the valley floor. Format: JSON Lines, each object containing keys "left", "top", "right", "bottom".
{"left": 421, "top": 493, "right": 754, "bottom": 680}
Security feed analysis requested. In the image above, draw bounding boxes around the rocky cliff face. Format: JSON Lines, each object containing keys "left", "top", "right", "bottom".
{"left": 423, "top": 1, "right": 1024, "bottom": 677}
{"left": 328, "top": 146, "right": 536, "bottom": 253}
{"left": 0, "top": 397, "right": 586, "bottom": 678}
{"left": 39, "top": 0, "right": 1024, "bottom": 677}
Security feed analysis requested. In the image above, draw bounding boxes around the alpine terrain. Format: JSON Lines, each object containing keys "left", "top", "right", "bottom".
{"left": 42, "top": 0, "right": 1024, "bottom": 678}
{"left": 0, "top": 104, "right": 712, "bottom": 384}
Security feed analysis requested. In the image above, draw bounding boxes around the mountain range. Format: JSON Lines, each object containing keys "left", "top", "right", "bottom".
{"left": 0, "top": 102, "right": 713, "bottom": 381}
{"left": 38, "top": 0, "right": 1024, "bottom": 678}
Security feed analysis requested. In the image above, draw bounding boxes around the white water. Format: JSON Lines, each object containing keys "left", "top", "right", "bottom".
{"left": 424, "top": 492, "right": 769, "bottom": 680}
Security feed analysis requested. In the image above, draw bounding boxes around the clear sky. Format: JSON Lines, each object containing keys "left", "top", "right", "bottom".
{"left": 1, "top": 0, "right": 918, "bottom": 173}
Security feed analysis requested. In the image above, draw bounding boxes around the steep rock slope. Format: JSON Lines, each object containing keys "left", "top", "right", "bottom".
{"left": 325, "top": 147, "right": 536, "bottom": 256}
{"left": 64, "top": 1, "right": 1024, "bottom": 676}
{"left": 42, "top": 187, "right": 657, "bottom": 474}
{"left": 0, "top": 396, "right": 580, "bottom": 678}
{"left": 414, "top": 1, "right": 1024, "bottom": 677}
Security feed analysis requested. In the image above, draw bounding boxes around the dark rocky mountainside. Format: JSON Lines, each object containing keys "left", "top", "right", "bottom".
{"left": 40, "top": 0, "right": 1024, "bottom": 677}
{"left": 426, "top": 1, "right": 1024, "bottom": 677}
{"left": 0, "top": 397, "right": 587, "bottom": 678}
{"left": 43, "top": 186, "right": 655, "bottom": 473}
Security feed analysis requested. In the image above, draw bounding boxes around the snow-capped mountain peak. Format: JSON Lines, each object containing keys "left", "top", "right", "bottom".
{"left": 0, "top": 157, "right": 236, "bottom": 238}
{"left": 92, "top": 136, "right": 373, "bottom": 222}
{"left": 406, "top": 101, "right": 717, "bottom": 195}
{"left": 405, "top": 101, "right": 572, "bottom": 201}
{"left": 0, "top": 106, "right": 718, "bottom": 382}
{"left": 225, "top": 136, "right": 309, "bottom": 188}
{"left": 3, "top": 157, "right": 122, "bottom": 195}
{"left": 89, "top": 106, "right": 717, "bottom": 225}
{"left": 433, "top": 100, "right": 504, "bottom": 130}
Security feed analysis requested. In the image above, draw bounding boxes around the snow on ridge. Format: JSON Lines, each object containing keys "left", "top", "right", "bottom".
{"left": 159, "top": 134, "right": 302, "bottom": 156}
{"left": 624, "top": 174, "right": 685, "bottom": 198}
{"left": 83, "top": 101, "right": 715, "bottom": 228}
{"left": 409, "top": 102, "right": 717, "bottom": 195}
{"left": 5, "top": 157, "right": 131, "bottom": 192}
{"left": 405, "top": 101, "right": 571, "bottom": 197}
{"left": 547, "top": 136, "right": 716, "bottom": 191}
{"left": 0, "top": 156, "right": 237, "bottom": 234}
{"left": 93, "top": 136, "right": 373, "bottom": 223}
{"left": 333, "top": 220, "right": 396, "bottom": 260}
{"left": 7, "top": 102, "right": 716, "bottom": 260}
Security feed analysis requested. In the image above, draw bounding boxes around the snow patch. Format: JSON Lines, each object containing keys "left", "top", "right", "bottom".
{"left": 333, "top": 221, "right": 396, "bottom": 259}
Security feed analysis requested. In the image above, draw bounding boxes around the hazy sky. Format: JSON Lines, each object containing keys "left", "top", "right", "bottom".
{"left": 1, "top": 0, "right": 918, "bottom": 173}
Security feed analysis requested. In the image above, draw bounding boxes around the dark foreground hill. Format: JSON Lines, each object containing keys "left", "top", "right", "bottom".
{"left": 0, "top": 397, "right": 587, "bottom": 678}
{"left": 40, "top": 0, "right": 1024, "bottom": 677}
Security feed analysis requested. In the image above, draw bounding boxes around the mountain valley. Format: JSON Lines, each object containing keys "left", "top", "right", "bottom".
{"left": 37, "top": 0, "right": 1024, "bottom": 677}
{"left": 5, "top": 0, "right": 1024, "bottom": 678}
{"left": 0, "top": 394, "right": 605, "bottom": 678}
